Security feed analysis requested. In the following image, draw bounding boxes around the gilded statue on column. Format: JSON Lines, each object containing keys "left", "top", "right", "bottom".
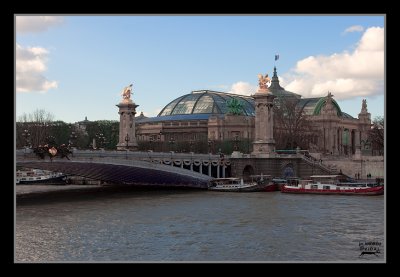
{"left": 121, "top": 84, "right": 133, "bottom": 103}
{"left": 257, "top": 73, "right": 270, "bottom": 91}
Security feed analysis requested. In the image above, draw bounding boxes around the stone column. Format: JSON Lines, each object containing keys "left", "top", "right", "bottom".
{"left": 333, "top": 127, "right": 338, "bottom": 155}
{"left": 329, "top": 127, "right": 335, "bottom": 155}
{"left": 353, "top": 129, "right": 361, "bottom": 160}
{"left": 251, "top": 87, "right": 276, "bottom": 157}
{"left": 348, "top": 129, "right": 353, "bottom": 155}
{"left": 116, "top": 102, "right": 139, "bottom": 151}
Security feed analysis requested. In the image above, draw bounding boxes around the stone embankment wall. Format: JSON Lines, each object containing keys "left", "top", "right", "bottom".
{"left": 322, "top": 156, "right": 384, "bottom": 179}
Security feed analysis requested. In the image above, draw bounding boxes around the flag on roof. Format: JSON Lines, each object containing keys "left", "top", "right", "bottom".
{"left": 275, "top": 54, "right": 279, "bottom": 61}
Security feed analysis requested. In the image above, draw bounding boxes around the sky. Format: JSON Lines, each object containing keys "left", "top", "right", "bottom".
{"left": 15, "top": 15, "right": 385, "bottom": 123}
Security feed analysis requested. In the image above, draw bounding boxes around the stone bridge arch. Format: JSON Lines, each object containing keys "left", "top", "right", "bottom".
{"left": 242, "top": 165, "right": 255, "bottom": 181}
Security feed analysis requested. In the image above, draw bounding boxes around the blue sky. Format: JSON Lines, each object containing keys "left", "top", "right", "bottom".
{"left": 16, "top": 15, "right": 384, "bottom": 123}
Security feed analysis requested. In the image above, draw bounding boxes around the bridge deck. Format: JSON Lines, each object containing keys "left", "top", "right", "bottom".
{"left": 17, "top": 159, "right": 212, "bottom": 188}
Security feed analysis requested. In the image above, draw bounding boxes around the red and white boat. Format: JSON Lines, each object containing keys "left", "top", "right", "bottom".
{"left": 250, "top": 175, "right": 278, "bottom": 191}
{"left": 281, "top": 175, "right": 384, "bottom": 196}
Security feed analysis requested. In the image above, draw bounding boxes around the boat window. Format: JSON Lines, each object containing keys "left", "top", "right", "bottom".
{"left": 323, "top": 186, "right": 330, "bottom": 190}
{"left": 311, "top": 185, "right": 318, "bottom": 189}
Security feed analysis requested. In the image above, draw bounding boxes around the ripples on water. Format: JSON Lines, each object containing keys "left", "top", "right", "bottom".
{"left": 15, "top": 187, "right": 384, "bottom": 262}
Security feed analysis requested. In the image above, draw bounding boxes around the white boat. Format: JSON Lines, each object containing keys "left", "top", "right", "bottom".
{"left": 281, "top": 175, "right": 384, "bottom": 196}
{"left": 208, "top": 177, "right": 270, "bottom": 192}
{"left": 16, "top": 169, "right": 67, "bottom": 185}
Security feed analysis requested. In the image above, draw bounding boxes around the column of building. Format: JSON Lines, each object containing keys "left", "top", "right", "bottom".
{"left": 116, "top": 84, "right": 139, "bottom": 151}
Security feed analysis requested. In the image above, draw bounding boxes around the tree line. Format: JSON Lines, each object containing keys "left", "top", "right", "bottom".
{"left": 16, "top": 109, "right": 119, "bottom": 150}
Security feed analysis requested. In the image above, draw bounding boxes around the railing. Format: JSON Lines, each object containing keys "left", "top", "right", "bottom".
{"left": 16, "top": 149, "right": 224, "bottom": 161}
{"left": 299, "top": 154, "right": 333, "bottom": 173}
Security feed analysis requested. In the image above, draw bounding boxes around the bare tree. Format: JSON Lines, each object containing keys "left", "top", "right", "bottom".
{"left": 17, "top": 109, "right": 55, "bottom": 147}
{"left": 369, "top": 116, "right": 384, "bottom": 155}
{"left": 273, "top": 97, "right": 312, "bottom": 149}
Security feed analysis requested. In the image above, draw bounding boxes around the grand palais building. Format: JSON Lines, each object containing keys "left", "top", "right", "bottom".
{"left": 135, "top": 67, "right": 372, "bottom": 156}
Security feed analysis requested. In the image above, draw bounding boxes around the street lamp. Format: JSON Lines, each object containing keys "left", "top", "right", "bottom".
{"left": 69, "top": 131, "right": 77, "bottom": 149}
{"left": 96, "top": 133, "right": 105, "bottom": 149}
{"left": 45, "top": 135, "right": 56, "bottom": 148}
{"left": 125, "top": 133, "right": 130, "bottom": 150}
{"left": 169, "top": 137, "right": 175, "bottom": 152}
{"left": 22, "top": 129, "right": 30, "bottom": 158}
{"left": 149, "top": 136, "right": 154, "bottom": 151}
{"left": 189, "top": 139, "right": 194, "bottom": 153}
{"left": 22, "top": 129, "right": 30, "bottom": 148}
{"left": 208, "top": 139, "right": 213, "bottom": 154}
{"left": 158, "top": 131, "right": 163, "bottom": 152}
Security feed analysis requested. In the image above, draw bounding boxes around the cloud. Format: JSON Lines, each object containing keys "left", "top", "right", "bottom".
{"left": 281, "top": 27, "right": 383, "bottom": 100}
{"left": 343, "top": 25, "right": 364, "bottom": 34}
{"left": 16, "top": 16, "right": 63, "bottom": 33}
{"left": 213, "top": 84, "right": 229, "bottom": 90}
{"left": 16, "top": 44, "right": 58, "bottom": 93}
{"left": 227, "top": 81, "right": 257, "bottom": 96}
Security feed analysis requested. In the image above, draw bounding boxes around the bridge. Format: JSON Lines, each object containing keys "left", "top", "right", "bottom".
{"left": 17, "top": 149, "right": 335, "bottom": 187}
{"left": 17, "top": 158, "right": 213, "bottom": 188}
{"left": 16, "top": 150, "right": 225, "bottom": 188}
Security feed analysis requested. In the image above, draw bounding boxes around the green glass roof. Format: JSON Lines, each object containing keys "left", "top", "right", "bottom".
{"left": 158, "top": 90, "right": 255, "bottom": 117}
{"left": 312, "top": 97, "right": 343, "bottom": 116}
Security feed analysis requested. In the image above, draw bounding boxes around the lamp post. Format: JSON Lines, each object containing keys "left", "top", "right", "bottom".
{"left": 149, "top": 136, "right": 154, "bottom": 152}
{"left": 208, "top": 139, "right": 213, "bottom": 154}
{"left": 96, "top": 133, "right": 105, "bottom": 149}
{"left": 158, "top": 131, "right": 163, "bottom": 152}
{"left": 169, "top": 137, "right": 175, "bottom": 152}
{"left": 45, "top": 135, "right": 56, "bottom": 148}
{"left": 22, "top": 129, "right": 30, "bottom": 157}
{"left": 125, "top": 133, "right": 130, "bottom": 150}
{"left": 125, "top": 133, "right": 130, "bottom": 159}
{"left": 22, "top": 129, "right": 30, "bottom": 147}
{"left": 189, "top": 139, "right": 194, "bottom": 153}
{"left": 69, "top": 131, "right": 77, "bottom": 149}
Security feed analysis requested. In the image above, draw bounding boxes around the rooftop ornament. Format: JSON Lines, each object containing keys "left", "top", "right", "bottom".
{"left": 226, "top": 98, "right": 244, "bottom": 115}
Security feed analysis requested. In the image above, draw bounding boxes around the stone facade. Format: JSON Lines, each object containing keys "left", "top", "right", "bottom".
{"left": 135, "top": 68, "right": 373, "bottom": 157}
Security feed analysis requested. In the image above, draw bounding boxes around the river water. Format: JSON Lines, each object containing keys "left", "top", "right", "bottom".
{"left": 15, "top": 187, "right": 385, "bottom": 262}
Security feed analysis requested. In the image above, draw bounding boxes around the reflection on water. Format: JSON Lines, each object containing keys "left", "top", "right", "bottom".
{"left": 16, "top": 187, "right": 384, "bottom": 262}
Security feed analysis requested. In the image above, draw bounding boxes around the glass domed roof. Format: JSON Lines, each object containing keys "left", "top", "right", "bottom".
{"left": 158, "top": 90, "right": 255, "bottom": 117}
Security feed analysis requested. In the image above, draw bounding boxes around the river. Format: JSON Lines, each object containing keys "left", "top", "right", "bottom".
{"left": 15, "top": 186, "right": 385, "bottom": 262}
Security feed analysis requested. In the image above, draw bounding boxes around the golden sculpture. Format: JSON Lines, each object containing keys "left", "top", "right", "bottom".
{"left": 258, "top": 73, "right": 270, "bottom": 91}
{"left": 121, "top": 84, "right": 133, "bottom": 103}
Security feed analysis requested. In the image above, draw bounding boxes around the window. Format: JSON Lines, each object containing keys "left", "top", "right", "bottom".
{"left": 323, "top": 186, "right": 330, "bottom": 190}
